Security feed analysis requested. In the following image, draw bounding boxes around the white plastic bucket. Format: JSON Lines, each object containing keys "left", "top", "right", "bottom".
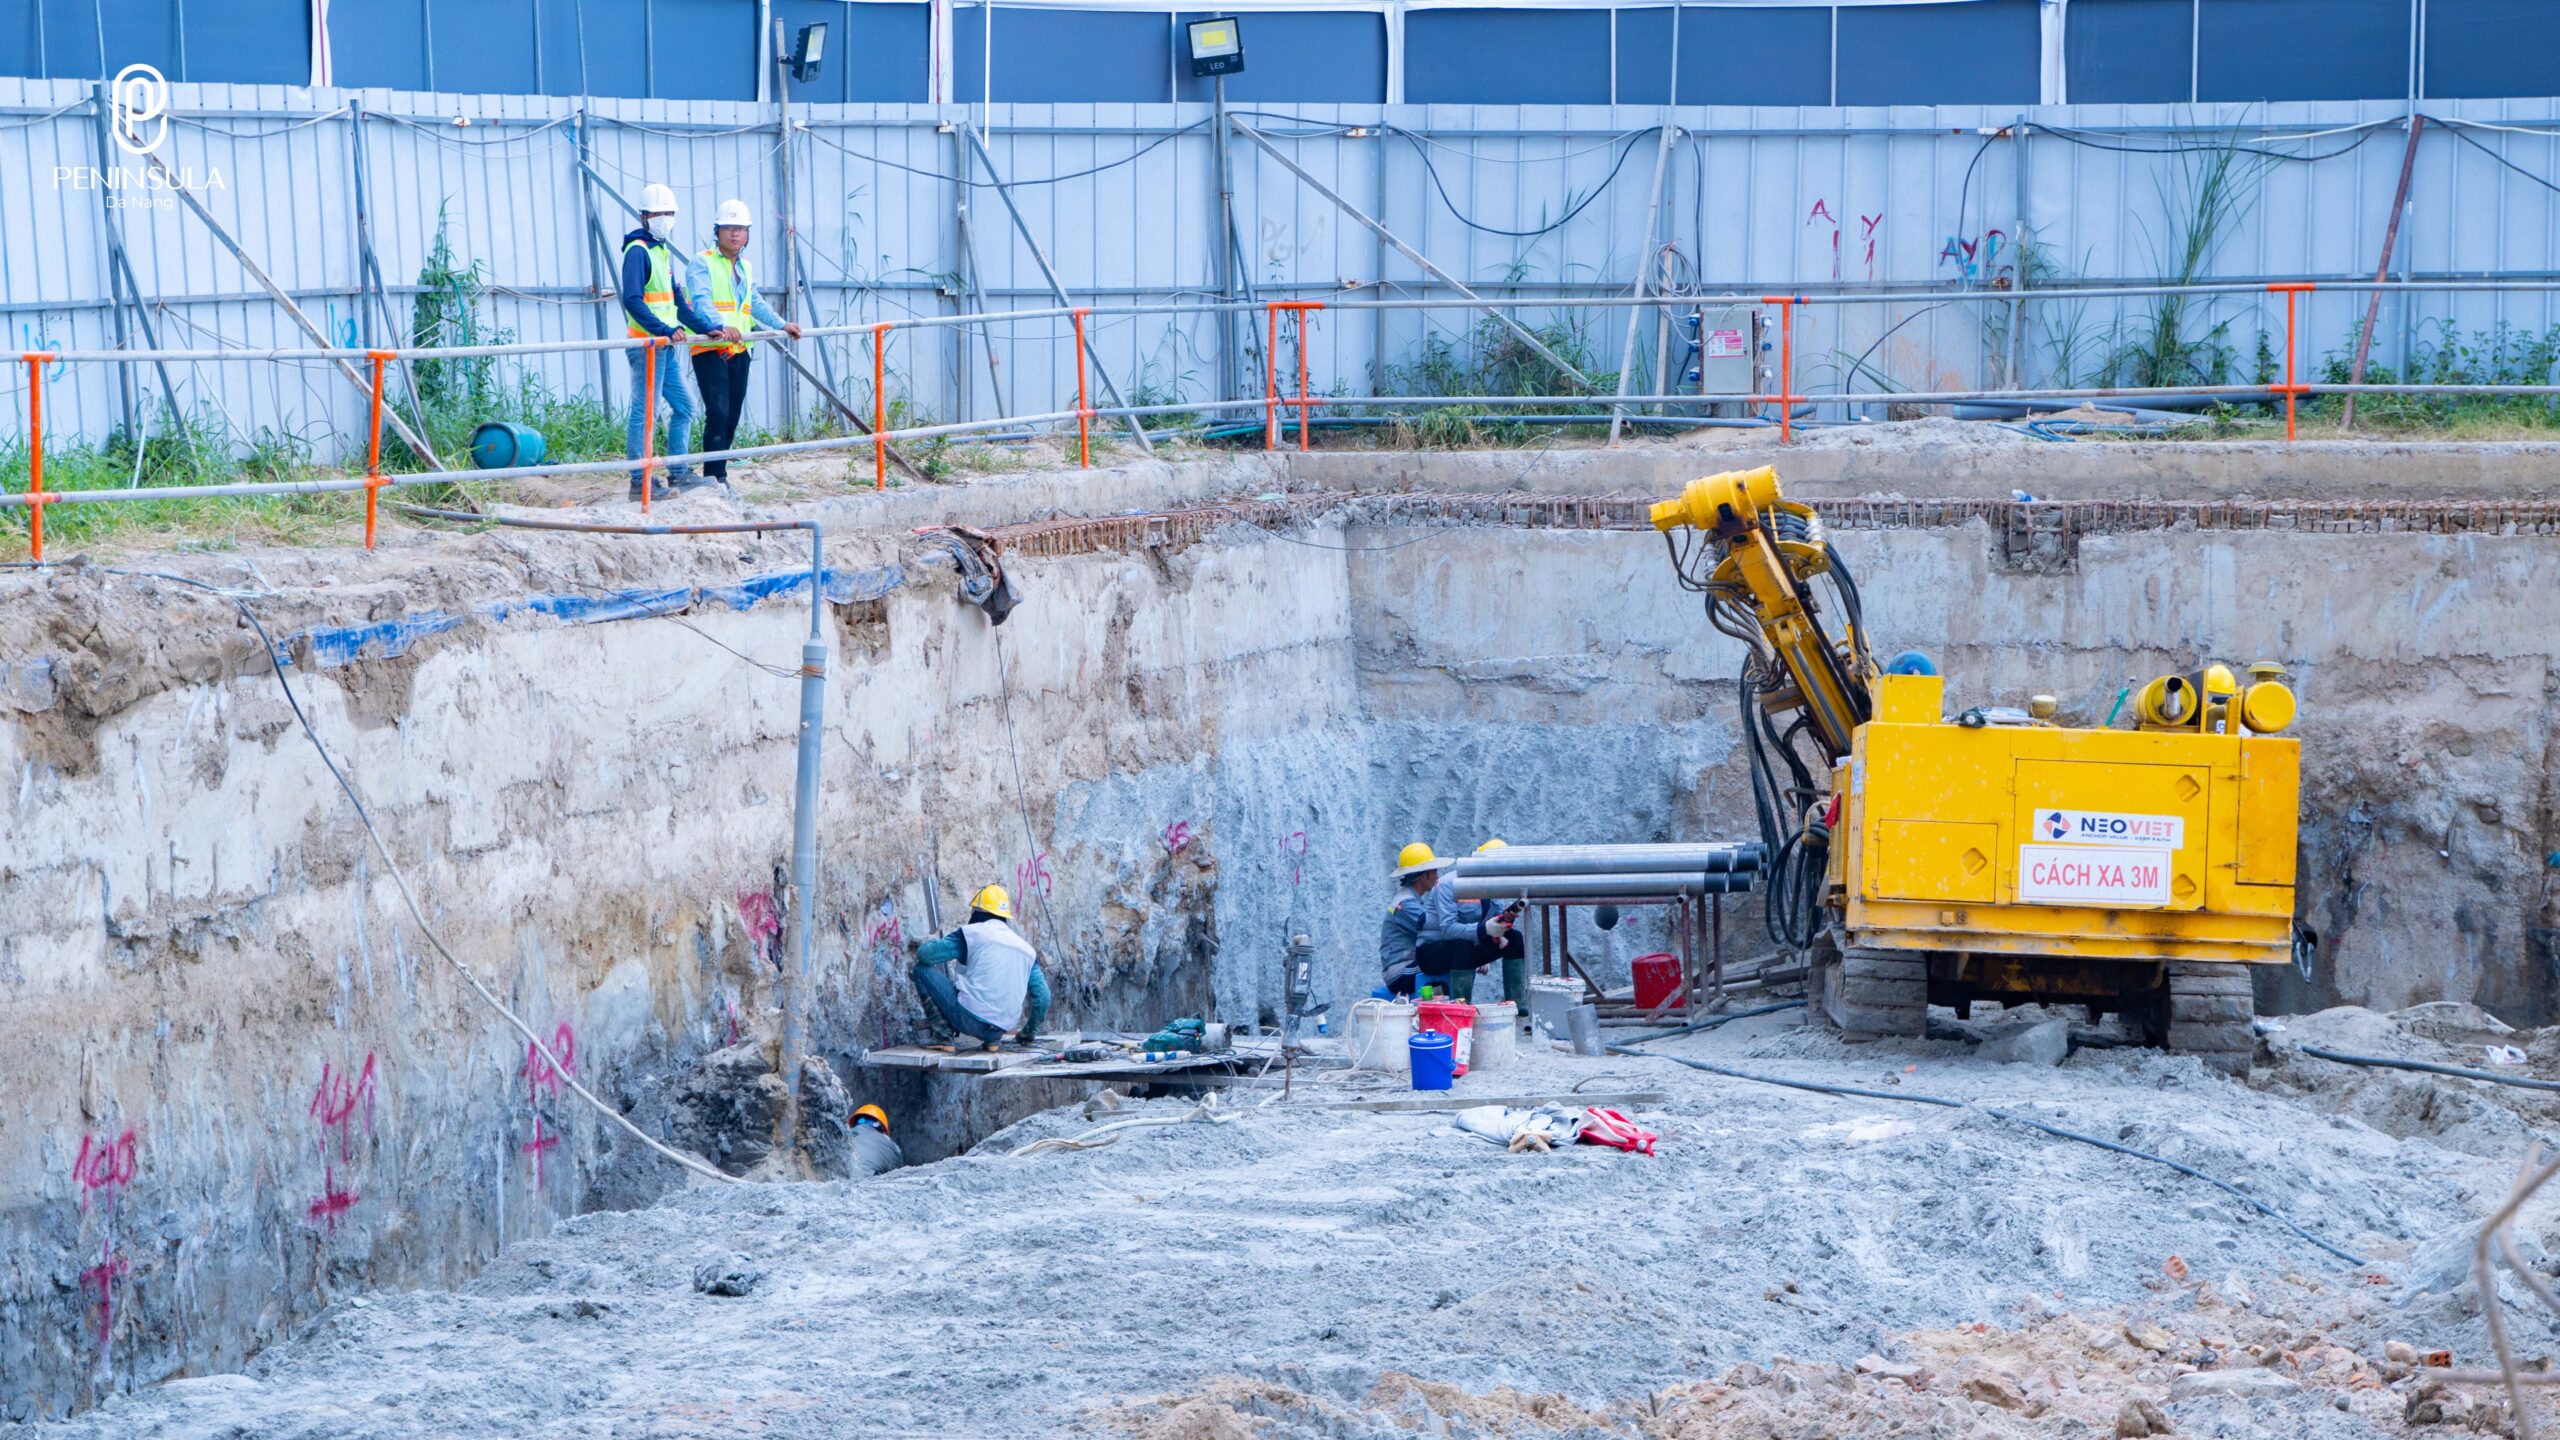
{"left": 1470, "top": 1000, "right": 1518, "bottom": 1071}
{"left": 1349, "top": 999, "right": 1417, "bottom": 1073}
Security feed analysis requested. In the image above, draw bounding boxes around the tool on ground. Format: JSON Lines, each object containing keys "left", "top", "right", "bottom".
{"left": 1280, "top": 925, "right": 1329, "bottom": 1053}
{"left": 1650, "top": 465, "right": 2300, "bottom": 1075}
{"left": 1142, "top": 1016, "right": 1210, "bottom": 1055}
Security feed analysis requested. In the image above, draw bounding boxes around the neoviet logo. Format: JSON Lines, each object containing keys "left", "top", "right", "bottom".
{"left": 2032, "top": 808, "right": 2184, "bottom": 851}
{"left": 53, "top": 64, "right": 226, "bottom": 209}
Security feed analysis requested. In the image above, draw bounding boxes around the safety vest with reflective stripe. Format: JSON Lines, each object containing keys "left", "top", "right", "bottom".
{"left": 694, "top": 250, "right": 758, "bottom": 355}
{"left": 623, "top": 238, "right": 679, "bottom": 339}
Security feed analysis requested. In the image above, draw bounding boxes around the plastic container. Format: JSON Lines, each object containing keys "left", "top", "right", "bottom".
{"left": 1526, "top": 977, "right": 1581, "bottom": 1041}
{"left": 1469, "top": 1000, "right": 1517, "bottom": 1072}
{"left": 1347, "top": 998, "right": 1417, "bottom": 1074}
{"left": 1416, "top": 999, "right": 1477, "bottom": 1077}
{"left": 1631, "top": 952, "right": 1684, "bottom": 1012}
{"left": 468, "top": 420, "right": 546, "bottom": 471}
{"left": 1409, "top": 1030, "right": 1456, "bottom": 1090}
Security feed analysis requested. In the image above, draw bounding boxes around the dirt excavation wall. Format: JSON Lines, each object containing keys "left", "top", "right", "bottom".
{"left": 4, "top": 441, "right": 2559, "bottom": 1420}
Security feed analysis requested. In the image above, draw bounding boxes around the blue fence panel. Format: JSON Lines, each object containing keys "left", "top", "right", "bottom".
{"left": 2065, "top": 0, "right": 2192, "bottom": 104}
{"left": 178, "top": 0, "right": 309, "bottom": 84}
{"left": 2425, "top": 0, "right": 2560, "bottom": 101}
{"left": 1614, "top": 5, "right": 1832, "bottom": 107}
{"left": 651, "top": 0, "right": 759, "bottom": 99}
{"left": 580, "top": 0, "right": 654, "bottom": 96}
{"left": 431, "top": 0, "right": 541, "bottom": 94}
{"left": 1837, "top": 0, "right": 2038, "bottom": 106}
{"left": 536, "top": 0, "right": 591, "bottom": 94}
{"left": 101, "top": 0, "right": 181, "bottom": 81}
{"left": 1172, "top": 10, "right": 1386, "bottom": 103}
{"left": 2198, "top": 0, "right": 2409, "bottom": 102}
{"left": 954, "top": 6, "right": 1173, "bottom": 103}
{"left": 31, "top": 0, "right": 102, "bottom": 79}
{"left": 334, "top": 0, "right": 432, "bottom": 91}
{"left": 1403, "top": 9, "right": 1611, "bottom": 105}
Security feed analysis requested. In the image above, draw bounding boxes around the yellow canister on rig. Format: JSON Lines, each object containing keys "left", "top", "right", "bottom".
{"left": 2135, "top": 661, "right": 2296, "bottom": 734}
{"left": 2241, "top": 660, "right": 2296, "bottom": 735}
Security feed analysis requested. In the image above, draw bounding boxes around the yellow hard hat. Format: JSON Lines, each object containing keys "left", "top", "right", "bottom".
{"left": 1392, "top": 842, "right": 1442, "bottom": 877}
{"left": 853, "top": 1103, "right": 890, "bottom": 1134}
{"left": 1474, "top": 838, "right": 1508, "bottom": 855}
{"left": 970, "top": 884, "right": 1013, "bottom": 920}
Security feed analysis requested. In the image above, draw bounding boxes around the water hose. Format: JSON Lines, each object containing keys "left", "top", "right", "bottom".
{"left": 2296, "top": 1045, "right": 2560, "bottom": 1094}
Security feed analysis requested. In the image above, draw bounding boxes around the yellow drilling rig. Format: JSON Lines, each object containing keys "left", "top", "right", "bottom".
{"left": 1652, "top": 466, "right": 2301, "bottom": 1073}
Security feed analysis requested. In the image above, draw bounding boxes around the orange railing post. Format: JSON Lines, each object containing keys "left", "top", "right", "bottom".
{"left": 1293, "top": 303, "right": 1322, "bottom": 450}
{"left": 1264, "top": 302, "right": 1282, "bottom": 449}
{"left": 639, "top": 338, "right": 661, "bottom": 512}
{"left": 2268, "top": 283, "right": 2315, "bottom": 441}
{"left": 23, "top": 353, "right": 51, "bottom": 562}
{"left": 1072, "top": 307, "right": 1092, "bottom": 468}
{"left": 1759, "top": 296, "right": 1801, "bottom": 443}
{"left": 871, "top": 322, "right": 891, "bottom": 490}
{"left": 363, "top": 350, "right": 392, "bottom": 550}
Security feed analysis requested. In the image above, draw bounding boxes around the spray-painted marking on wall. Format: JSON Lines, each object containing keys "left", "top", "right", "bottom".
{"left": 1939, "top": 229, "right": 2009, "bottom": 283}
{"left": 1280, "top": 831, "right": 1309, "bottom": 887}
{"left": 70, "top": 1128, "right": 138, "bottom": 1363}
{"left": 521, "top": 1115, "right": 562, "bottom": 1187}
{"left": 1162, "top": 821, "right": 1194, "bottom": 857}
{"left": 863, "top": 897, "right": 903, "bottom": 952}
{"left": 738, "top": 888, "right": 783, "bottom": 963}
{"left": 72, "top": 1129, "right": 139, "bottom": 1211}
{"left": 1861, "top": 214, "right": 1884, "bottom": 280}
{"left": 523, "top": 1022, "right": 577, "bottom": 1103}
{"left": 306, "top": 1056, "right": 378, "bottom": 1232}
{"left": 78, "top": 1240, "right": 129, "bottom": 1357}
{"left": 1807, "top": 200, "right": 1841, "bottom": 281}
{"left": 1016, "top": 851, "right": 1053, "bottom": 900}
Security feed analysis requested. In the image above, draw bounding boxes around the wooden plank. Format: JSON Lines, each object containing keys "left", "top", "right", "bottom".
{"left": 858, "top": 1044, "right": 1046, "bottom": 1073}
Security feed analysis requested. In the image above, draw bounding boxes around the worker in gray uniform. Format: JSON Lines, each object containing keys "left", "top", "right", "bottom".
{"left": 1378, "top": 841, "right": 1442, "bottom": 998}
{"left": 850, "top": 1104, "right": 904, "bottom": 1178}
{"left": 1426, "top": 838, "right": 1526, "bottom": 1006}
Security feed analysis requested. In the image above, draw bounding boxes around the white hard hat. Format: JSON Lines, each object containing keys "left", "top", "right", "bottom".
{"left": 638, "top": 182, "right": 677, "bottom": 214}
{"left": 714, "top": 198, "right": 753, "bottom": 228}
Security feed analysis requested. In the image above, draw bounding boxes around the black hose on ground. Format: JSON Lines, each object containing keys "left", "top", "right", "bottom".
{"left": 1607, "top": 1036, "right": 2369, "bottom": 1268}
{"left": 1634, "top": 999, "right": 1806, "bottom": 1044}
{"left": 2296, "top": 1045, "right": 2560, "bottom": 1094}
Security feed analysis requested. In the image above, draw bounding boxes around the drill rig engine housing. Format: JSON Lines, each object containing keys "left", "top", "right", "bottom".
{"left": 1653, "top": 466, "right": 2300, "bottom": 1074}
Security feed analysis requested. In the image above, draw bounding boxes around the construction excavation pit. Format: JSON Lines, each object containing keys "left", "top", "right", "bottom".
{"left": 10, "top": 433, "right": 2560, "bottom": 1440}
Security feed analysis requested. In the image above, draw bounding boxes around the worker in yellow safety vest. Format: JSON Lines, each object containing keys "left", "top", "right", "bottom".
{"left": 685, "top": 198, "right": 802, "bottom": 484}
{"left": 619, "top": 183, "right": 738, "bottom": 500}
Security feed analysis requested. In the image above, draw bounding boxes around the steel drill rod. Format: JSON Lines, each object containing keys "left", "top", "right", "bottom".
{"left": 1452, "top": 844, "right": 1763, "bottom": 877}
{"left": 1447, "top": 872, "right": 1755, "bottom": 900}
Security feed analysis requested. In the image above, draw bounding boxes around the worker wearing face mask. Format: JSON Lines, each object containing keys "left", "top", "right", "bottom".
{"left": 620, "top": 184, "right": 738, "bottom": 500}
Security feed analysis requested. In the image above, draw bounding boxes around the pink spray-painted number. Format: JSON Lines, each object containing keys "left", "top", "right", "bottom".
{"left": 309, "top": 1055, "right": 378, "bottom": 1159}
{"left": 737, "top": 889, "right": 784, "bottom": 948}
{"left": 79, "top": 1240, "right": 130, "bottom": 1351}
{"left": 72, "top": 1129, "right": 138, "bottom": 1211}
{"left": 1162, "top": 821, "right": 1194, "bottom": 857}
{"left": 1279, "top": 831, "right": 1309, "bottom": 888}
{"left": 1016, "top": 851, "right": 1053, "bottom": 900}
{"left": 864, "top": 897, "right": 904, "bottom": 951}
{"left": 524, "top": 1023, "right": 577, "bottom": 1103}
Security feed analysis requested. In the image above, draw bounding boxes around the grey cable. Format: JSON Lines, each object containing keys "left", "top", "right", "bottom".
{"left": 1607, "top": 1035, "right": 2366, "bottom": 1266}
{"left": 2298, "top": 1045, "right": 2560, "bottom": 1095}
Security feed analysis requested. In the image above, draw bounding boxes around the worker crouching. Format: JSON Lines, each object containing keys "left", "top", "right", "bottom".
{"left": 849, "top": 1104, "right": 904, "bottom": 1178}
{"left": 909, "top": 884, "right": 1052, "bottom": 1049}
{"left": 1428, "top": 838, "right": 1526, "bottom": 1006}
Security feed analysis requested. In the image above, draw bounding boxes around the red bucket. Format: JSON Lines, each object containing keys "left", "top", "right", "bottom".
{"left": 1416, "top": 999, "right": 1478, "bottom": 1077}
{"left": 1631, "top": 952, "right": 1683, "bottom": 1012}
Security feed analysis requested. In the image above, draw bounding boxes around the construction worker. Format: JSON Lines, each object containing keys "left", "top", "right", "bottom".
{"left": 910, "top": 884, "right": 1051, "bottom": 1049}
{"left": 685, "top": 199, "right": 801, "bottom": 484}
{"left": 1428, "top": 839, "right": 1527, "bottom": 1007}
{"left": 849, "top": 1104, "right": 904, "bottom": 1178}
{"left": 1378, "top": 842, "right": 1443, "bottom": 998}
{"left": 619, "top": 183, "right": 737, "bottom": 499}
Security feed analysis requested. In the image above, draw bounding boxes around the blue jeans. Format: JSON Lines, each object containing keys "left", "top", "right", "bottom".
{"left": 626, "top": 343, "right": 696, "bottom": 481}
{"left": 911, "top": 959, "right": 1050, "bottom": 1043}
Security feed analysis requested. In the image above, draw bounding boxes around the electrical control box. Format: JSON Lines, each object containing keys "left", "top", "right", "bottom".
{"left": 1682, "top": 304, "right": 1762, "bottom": 397}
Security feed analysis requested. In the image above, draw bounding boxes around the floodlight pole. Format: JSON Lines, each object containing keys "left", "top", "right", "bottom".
{"left": 1232, "top": 119, "right": 1599, "bottom": 393}
{"left": 1213, "top": 74, "right": 1239, "bottom": 404}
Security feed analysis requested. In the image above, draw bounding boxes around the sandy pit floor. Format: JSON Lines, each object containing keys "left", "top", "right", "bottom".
{"left": 18, "top": 1004, "right": 2560, "bottom": 1439}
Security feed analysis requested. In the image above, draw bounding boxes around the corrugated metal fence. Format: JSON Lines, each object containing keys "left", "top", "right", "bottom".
{"left": 4, "top": 77, "right": 2559, "bottom": 455}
